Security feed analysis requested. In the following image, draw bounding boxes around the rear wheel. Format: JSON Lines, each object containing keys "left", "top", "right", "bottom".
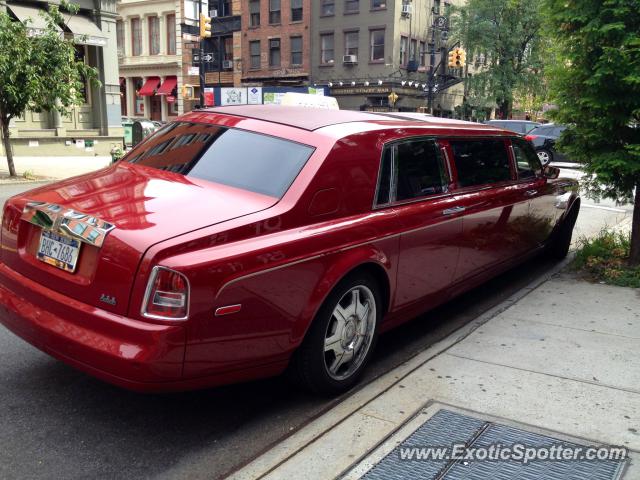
{"left": 547, "top": 201, "right": 580, "bottom": 260}
{"left": 291, "top": 273, "right": 381, "bottom": 395}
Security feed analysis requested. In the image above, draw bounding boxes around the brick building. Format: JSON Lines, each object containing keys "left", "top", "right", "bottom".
{"left": 117, "top": 0, "right": 243, "bottom": 119}
{"left": 241, "top": 0, "right": 311, "bottom": 86}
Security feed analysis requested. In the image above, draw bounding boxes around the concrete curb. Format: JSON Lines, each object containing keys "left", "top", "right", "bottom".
{"left": 0, "top": 178, "right": 53, "bottom": 185}
{"left": 228, "top": 254, "right": 575, "bottom": 480}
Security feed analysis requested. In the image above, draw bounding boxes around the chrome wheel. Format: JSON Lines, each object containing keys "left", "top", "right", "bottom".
{"left": 537, "top": 149, "right": 551, "bottom": 165}
{"left": 323, "top": 285, "right": 377, "bottom": 381}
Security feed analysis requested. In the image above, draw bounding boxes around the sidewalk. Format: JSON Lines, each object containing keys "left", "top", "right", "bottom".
{"left": 0, "top": 155, "right": 111, "bottom": 181}
{"left": 231, "top": 266, "right": 640, "bottom": 479}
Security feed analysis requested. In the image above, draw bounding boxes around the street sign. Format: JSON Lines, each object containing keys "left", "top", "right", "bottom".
{"left": 435, "top": 15, "right": 449, "bottom": 30}
{"left": 193, "top": 52, "right": 214, "bottom": 64}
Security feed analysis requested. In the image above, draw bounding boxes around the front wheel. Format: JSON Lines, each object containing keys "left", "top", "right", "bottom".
{"left": 291, "top": 273, "right": 381, "bottom": 396}
{"left": 537, "top": 148, "right": 553, "bottom": 166}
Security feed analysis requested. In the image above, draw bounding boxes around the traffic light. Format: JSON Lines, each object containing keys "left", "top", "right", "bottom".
{"left": 449, "top": 48, "right": 466, "bottom": 68}
{"left": 199, "top": 12, "right": 212, "bottom": 39}
{"left": 448, "top": 48, "right": 457, "bottom": 67}
{"left": 457, "top": 48, "right": 466, "bottom": 67}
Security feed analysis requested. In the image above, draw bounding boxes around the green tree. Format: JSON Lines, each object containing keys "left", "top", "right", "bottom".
{"left": 0, "top": 1, "right": 98, "bottom": 177}
{"left": 451, "top": 0, "right": 547, "bottom": 119}
{"left": 544, "top": 0, "right": 640, "bottom": 264}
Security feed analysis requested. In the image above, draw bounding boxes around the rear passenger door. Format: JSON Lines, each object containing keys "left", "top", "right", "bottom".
{"left": 377, "top": 138, "right": 462, "bottom": 310}
{"left": 446, "top": 138, "right": 527, "bottom": 281}
{"left": 510, "top": 138, "right": 560, "bottom": 245}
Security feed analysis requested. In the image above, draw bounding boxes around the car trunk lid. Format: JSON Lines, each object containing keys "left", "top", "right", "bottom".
{"left": 0, "top": 163, "right": 278, "bottom": 316}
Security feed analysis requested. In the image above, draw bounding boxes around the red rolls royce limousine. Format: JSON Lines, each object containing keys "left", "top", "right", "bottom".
{"left": 0, "top": 106, "right": 580, "bottom": 395}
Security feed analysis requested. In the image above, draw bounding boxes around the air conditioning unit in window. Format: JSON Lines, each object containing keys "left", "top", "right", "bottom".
{"left": 270, "top": 39, "right": 280, "bottom": 48}
{"left": 222, "top": 60, "right": 234, "bottom": 69}
{"left": 401, "top": 3, "right": 412, "bottom": 15}
{"left": 343, "top": 55, "right": 358, "bottom": 64}
{"left": 210, "top": 9, "right": 218, "bottom": 17}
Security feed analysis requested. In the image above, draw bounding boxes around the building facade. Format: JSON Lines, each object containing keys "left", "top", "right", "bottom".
{"left": 310, "top": 0, "right": 465, "bottom": 114}
{"left": 240, "top": 0, "right": 311, "bottom": 86}
{"left": 116, "top": 0, "right": 181, "bottom": 122}
{"left": 2, "top": 0, "right": 123, "bottom": 156}
{"left": 116, "top": 0, "right": 243, "bottom": 120}
{"left": 180, "top": 0, "right": 243, "bottom": 112}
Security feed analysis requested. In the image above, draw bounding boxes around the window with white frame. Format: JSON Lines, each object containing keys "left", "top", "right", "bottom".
{"left": 320, "top": 33, "right": 335, "bottom": 64}
{"left": 184, "top": 0, "right": 209, "bottom": 20}
{"left": 370, "top": 29, "right": 384, "bottom": 62}
{"left": 321, "top": 0, "right": 335, "bottom": 15}
{"left": 400, "top": 36, "right": 407, "bottom": 65}
{"left": 344, "top": 31, "right": 358, "bottom": 57}
{"left": 291, "top": 0, "right": 303, "bottom": 21}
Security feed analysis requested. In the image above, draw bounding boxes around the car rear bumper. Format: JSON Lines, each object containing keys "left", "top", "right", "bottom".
{"left": 0, "top": 261, "right": 186, "bottom": 392}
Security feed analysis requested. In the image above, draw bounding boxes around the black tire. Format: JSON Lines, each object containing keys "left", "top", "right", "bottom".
{"left": 547, "top": 200, "right": 580, "bottom": 260}
{"left": 536, "top": 148, "right": 553, "bottom": 166}
{"left": 290, "top": 272, "right": 382, "bottom": 396}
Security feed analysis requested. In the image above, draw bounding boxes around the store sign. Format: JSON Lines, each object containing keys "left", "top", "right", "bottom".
{"left": 220, "top": 88, "right": 247, "bottom": 105}
{"left": 332, "top": 87, "right": 390, "bottom": 95}
{"left": 248, "top": 87, "right": 262, "bottom": 105}
{"left": 263, "top": 92, "right": 286, "bottom": 105}
{"left": 167, "top": 95, "right": 176, "bottom": 103}
{"left": 204, "top": 88, "right": 215, "bottom": 107}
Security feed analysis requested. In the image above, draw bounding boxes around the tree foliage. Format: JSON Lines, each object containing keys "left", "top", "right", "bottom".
{"left": 0, "top": 1, "right": 99, "bottom": 176}
{"left": 451, "top": 0, "right": 547, "bottom": 119}
{"left": 544, "top": 0, "right": 640, "bottom": 264}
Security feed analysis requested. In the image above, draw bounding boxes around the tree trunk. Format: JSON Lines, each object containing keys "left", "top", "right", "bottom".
{"left": 496, "top": 99, "right": 511, "bottom": 119}
{"left": 0, "top": 116, "right": 17, "bottom": 177}
{"left": 630, "top": 182, "right": 640, "bottom": 266}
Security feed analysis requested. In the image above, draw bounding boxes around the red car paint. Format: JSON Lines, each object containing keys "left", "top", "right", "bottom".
{"left": 0, "top": 106, "right": 579, "bottom": 392}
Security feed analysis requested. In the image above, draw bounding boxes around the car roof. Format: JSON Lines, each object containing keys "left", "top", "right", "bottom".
{"left": 486, "top": 119, "right": 540, "bottom": 124}
{"left": 202, "top": 105, "right": 501, "bottom": 133}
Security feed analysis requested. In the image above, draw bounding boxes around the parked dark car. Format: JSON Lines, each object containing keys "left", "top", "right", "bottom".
{"left": 525, "top": 123, "right": 568, "bottom": 165}
{"left": 484, "top": 120, "right": 541, "bottom": 135}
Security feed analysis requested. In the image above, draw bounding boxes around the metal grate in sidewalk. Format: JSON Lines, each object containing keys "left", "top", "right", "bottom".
{"left": 361, "top": 409, "right": 627, "bottom": 480}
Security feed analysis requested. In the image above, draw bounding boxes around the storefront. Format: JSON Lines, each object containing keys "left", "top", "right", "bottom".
{"left": 2, "top": 0, "right": 123, "bottom": 157}
{"left": 328, "top": 84, "right": 429, "bottom": 112}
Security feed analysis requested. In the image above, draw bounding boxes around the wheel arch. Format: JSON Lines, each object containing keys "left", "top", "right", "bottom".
{"left": 292, "top": 246, "right": 394, "bottom": 348}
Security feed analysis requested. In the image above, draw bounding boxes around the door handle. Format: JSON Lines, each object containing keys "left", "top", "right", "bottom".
{"left": 442, "top": 206, "right": 466, "bottom": 215}
{"left": 525, "top": 189, "right": 538, "bottom": 197}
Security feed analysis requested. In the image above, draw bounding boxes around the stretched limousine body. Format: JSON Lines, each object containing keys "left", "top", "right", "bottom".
{"left": 0, "top": 106, "right": 579, "bottom": 394}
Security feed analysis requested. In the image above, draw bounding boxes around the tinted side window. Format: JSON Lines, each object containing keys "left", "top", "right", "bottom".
{"left": 512, "top": 138, "right": 542, "bottom": 179}
{"left": 450, "top": 140, "right": 511, "bottom": 187}
{"left": 395, "top": 139, "right": 446, "bottom": 201}
{"left": 375, "top": 147, "right": 392, "bottom": 205}
{"left": 127, "top": 122, "right": 314, "bottom": 198}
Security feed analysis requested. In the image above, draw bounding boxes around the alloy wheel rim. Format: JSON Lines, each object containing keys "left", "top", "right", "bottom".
{"left": 537, "top": 150, "right": 550, "bottom": 163}
{"left": 323, "top": 285, "right": 376, "bottom": 381}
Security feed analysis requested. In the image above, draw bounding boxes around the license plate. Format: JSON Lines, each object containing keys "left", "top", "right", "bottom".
{"left": 37, "top": 230, "right": 81, "bottom": 273}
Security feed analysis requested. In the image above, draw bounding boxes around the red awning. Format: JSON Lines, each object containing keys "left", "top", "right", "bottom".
{"left": 138, "top": 77, "right": 160, "bottom": 96}
{"left": 157, "top": 76, "right": 177, "bottom": 96}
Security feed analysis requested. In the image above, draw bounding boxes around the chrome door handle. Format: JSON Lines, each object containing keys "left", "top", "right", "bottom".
{"left": 443, "top": 206, "right": 466, "bottom": 215}
{"left": 525, "top": 189, "right": 538, "bottom": 197}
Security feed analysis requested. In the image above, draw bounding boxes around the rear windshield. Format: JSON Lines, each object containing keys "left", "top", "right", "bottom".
{"left": 125, "top": 122, "right": 315, "bottom": 198}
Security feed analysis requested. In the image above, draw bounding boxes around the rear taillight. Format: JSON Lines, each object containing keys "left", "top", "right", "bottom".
{"left": 142, "top": 266, "right": 190, "bottom": 320}
{"left": 525, "top": 134, "right": 538, "bottom": 141}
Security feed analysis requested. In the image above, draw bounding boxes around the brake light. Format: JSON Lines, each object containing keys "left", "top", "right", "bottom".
{"left": 525, "top": 134, "right": 538, "bottom": 141}
{"left": 142, "top": 266, "right": 190, "bottom": 320}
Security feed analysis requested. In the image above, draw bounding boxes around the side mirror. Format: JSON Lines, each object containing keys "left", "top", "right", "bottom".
{"left": 544, "top": 165, "right": 560, "bottom": 179}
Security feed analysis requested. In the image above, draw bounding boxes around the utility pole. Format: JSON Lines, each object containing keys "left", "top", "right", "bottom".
{"left": 427, "top": 25, "right": 437, "bottom": 114}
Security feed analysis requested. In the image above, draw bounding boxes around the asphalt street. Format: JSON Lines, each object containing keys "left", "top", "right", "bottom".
{"left": 0, "top": 171, "right": 633, "bottom": 480}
